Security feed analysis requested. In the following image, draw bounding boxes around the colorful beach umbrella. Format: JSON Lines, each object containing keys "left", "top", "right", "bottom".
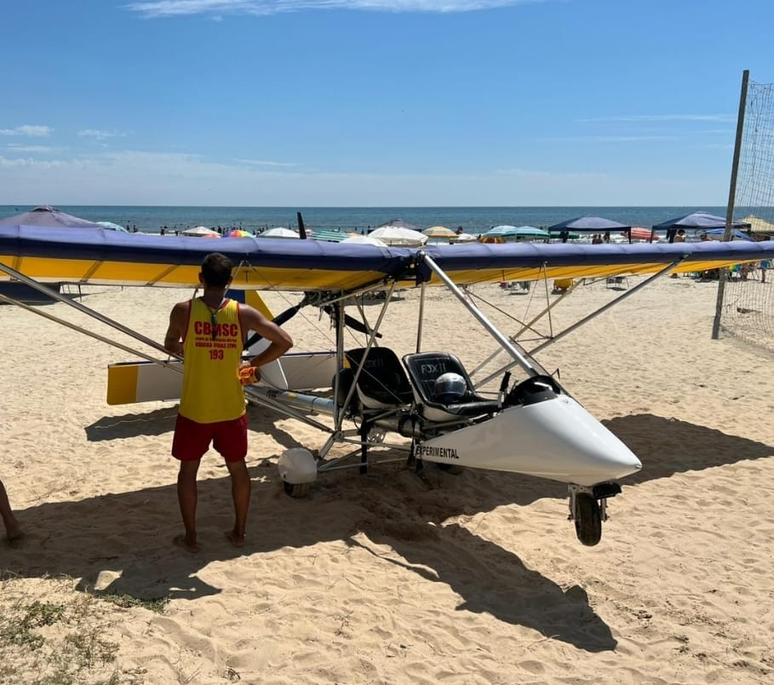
{"left": 226, "top": 229, "right": 252, "bottom": 238}
{"left": 422, "top": 225, "right": 456, "bottom": 239}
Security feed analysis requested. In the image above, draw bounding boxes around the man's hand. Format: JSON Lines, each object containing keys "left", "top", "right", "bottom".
{"left": 238, "top": 362, "right": 261, "bottom": 386}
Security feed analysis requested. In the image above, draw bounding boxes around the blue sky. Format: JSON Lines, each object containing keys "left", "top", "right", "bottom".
{"left": 1, "top": 0, "right": 771, "bottom": 206}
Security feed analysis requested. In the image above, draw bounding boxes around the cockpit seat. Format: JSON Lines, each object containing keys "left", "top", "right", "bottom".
{"left": 343, "top": 347, "right": 414, "bottom": 410}
{"left": 402, "top": 352, "right": 499, "bottom": 423}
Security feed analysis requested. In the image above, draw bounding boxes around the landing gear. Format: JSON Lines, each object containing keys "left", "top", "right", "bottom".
{"left": 283, "top": 481, "right": 311, "bottom": 498}
{"left": 568, "top": 483, "right": 621, "bottom": 547}
{"left": 573, "top": 493, "right": 601, "bottom": 546}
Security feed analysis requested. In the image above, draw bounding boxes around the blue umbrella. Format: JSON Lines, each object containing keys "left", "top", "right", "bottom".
{"left": 548, "top": 216, "right": 631, "bottom": 232}
{"left": 702, "top": 228, "right": 755, "bottom": 242}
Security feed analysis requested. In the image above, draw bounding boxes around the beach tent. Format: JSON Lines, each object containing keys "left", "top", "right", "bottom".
{"left": 260, "top": 227, "right": 300, "bottom": 239}
{"left": 548, "top": 216, "right": 632, "bottom": 243}
{"left": 740, "top": 214, "right": 774, "bottom": 235}
{"left": 182, "top": 226, "right": 220, "bottom": 237}
{"left": 372, "top": 218, "right": 421, "bottom": 232}
{"left": 0, "top": 205, "right": 102, "bottom": 228}
{"left": 369, "top": 225, "right": 427, "bottom": 247}
{"left": 652, "top": 211, "right": 751, "bottom": 242}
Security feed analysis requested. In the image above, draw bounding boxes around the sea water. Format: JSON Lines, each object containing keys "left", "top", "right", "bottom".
{"left": 0, "top": 205, "right": 736, "bottom": 235}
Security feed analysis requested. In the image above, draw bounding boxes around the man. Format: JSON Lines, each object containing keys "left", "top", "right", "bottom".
{"left": 164, "top": 253, "right": 293, "bottom": 552}
{"left": 0, "top": 478, "right": 22, "bottom": 542}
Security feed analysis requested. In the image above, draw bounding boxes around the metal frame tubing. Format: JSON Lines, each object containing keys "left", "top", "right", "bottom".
{"left": 416, "top": 282, "right": 426, "bottom": 353}
{"left": 421, "top": 253, "right": 539, "bottom": 378}
{"left": 336, "top": 282, "right": 396, "bottom": 425}
{"left": 470, "top": 283, "right": 575, "bottom": 377}
{"left": 475, "top": 260, "right": 682, "bottom": 388}
{"left": 0, "top": 262, "right": 173, "bottom": 358}
{"left": 0, "top": 292, "right": 181, "bottom": 370}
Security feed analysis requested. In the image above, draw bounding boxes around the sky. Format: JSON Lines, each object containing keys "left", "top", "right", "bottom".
{"left": 1, "top": 0, "right": 772, "bottom": 206}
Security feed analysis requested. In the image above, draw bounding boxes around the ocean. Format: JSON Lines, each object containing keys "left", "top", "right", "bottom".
{"left": 0, "top": 205, "right": 734, "bottom": 234}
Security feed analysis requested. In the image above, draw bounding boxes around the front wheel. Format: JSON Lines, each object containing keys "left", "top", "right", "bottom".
{"left": 574, "top": 493, "right": 602, "bottom": 546}
{"left": 283, "top": 481, "right": 311, "bottom": 498}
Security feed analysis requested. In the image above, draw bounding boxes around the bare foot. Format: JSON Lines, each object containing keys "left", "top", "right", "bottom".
{"left": 173, "top": 534, "right": 199, "bottom": 553}
{"left": 224, "top": 530, "right": 245, "bottom": 548}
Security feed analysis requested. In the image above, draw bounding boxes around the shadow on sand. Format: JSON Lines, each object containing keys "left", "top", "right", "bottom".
{"left": 4, "top": 412, "right": 772, "bottom": 652}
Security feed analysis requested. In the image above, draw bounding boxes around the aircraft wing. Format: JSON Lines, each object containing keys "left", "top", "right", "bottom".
{"left": 0, "top": 224, "right": 772, "bottom": 290}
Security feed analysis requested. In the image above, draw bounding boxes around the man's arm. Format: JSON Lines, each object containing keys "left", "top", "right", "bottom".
{"left": 240, "top": 305, "right": 293, "bottom": 368}
{"left": 164, "top": 302, "right": 189, "bottom": 357}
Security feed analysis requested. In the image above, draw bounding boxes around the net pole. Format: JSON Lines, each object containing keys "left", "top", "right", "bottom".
{"left": 712, "top": 69, "right": 750, "bottom": 339}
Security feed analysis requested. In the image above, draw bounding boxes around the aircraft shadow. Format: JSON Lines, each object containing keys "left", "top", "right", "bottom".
{"left": 2, "top": 467, "right": 614, "bottom": 652}
{"left": 4, "top": 414, "right": 770, "bottom": 652}
{"left": 85, "top": 405, "right": 299, "bottom": 450}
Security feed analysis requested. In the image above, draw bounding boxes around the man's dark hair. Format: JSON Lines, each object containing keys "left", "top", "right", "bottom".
{"left": 201, "top": 253, "right": 233, "bottom": 288}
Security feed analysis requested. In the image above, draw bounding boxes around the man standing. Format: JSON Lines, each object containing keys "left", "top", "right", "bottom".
{"left": 164, "top": 253, "right": 293, "bottom": 552}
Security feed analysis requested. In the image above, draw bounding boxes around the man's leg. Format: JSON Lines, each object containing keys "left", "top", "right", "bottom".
{"left": 0, "top": 478, "right": 22, "bottom": 541}
{"left": 225, "top": 460, "right": 251, "bottom": 548}
{"left": 176, "top": 460, "right": 201, "bottom": 552}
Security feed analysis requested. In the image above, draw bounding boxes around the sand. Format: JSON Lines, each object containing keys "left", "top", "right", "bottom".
{"left": 1, "top": 274, "right": 773, "bottom": 684}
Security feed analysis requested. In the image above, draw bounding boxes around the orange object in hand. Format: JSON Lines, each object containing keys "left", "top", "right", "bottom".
{"left": 238, "top": 364, "right": 261, "bottom": 386}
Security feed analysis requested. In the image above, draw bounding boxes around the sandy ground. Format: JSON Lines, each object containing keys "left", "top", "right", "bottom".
{"left": 1, "top": 274, "right": 773, "bottom": 684}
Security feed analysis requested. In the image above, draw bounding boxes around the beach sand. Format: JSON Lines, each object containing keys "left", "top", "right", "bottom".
{"left": 1, "top": 275, "right": 773, "bottom": 684}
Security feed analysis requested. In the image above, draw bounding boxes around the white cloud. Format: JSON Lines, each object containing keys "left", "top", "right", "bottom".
{"left": 78, "top": 129, "right": 128, "bottom": 140}
{"left": 579, "top": 114, "right": 736, "bottom": 123}
{"left": 125, "top": 0, "right": 534, "bottom": 18}
{"left": 234, "top": 158, "right": 299, "bottom": 167}
{"left": 0, "top": 149, "right": 727, "bottom": 205}
{"left": 0, "top": 125, "right": 53, "bottom": 137}
{"left": 5, "top": 144, "right": 62, "bottom": 153}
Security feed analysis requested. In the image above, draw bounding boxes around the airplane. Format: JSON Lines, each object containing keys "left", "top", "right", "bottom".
{"left": 1, "top": 222, "right": 772, "bottom": 546}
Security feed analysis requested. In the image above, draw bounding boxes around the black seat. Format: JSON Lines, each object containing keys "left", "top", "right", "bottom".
{"left": 344, "top": 347, "right": 414, "bottom": 409}
{"left": 402, "top": 352, "right": 499, "bottom": 421}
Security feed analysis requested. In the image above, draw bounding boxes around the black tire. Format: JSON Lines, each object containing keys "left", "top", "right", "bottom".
{"left": 574, "top": 493, "right": 602, "bottom": 546}
{"left": 283, "top": 481, "right": 311, "bottom": 498}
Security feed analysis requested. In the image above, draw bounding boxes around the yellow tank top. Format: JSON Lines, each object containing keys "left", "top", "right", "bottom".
{"left": 179, "top": 298, "right": 246, "bottom": 423}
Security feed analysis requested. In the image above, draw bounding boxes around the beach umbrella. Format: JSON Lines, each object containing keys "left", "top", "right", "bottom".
{"left": 548, "top": 216, "right": 631, "bottom": 232}
{"left": 485, "top": 225, "right": 549, "bottom": 240}
{"left": 451, "top": 232, "right": 478, "bottom": 243}
{"left": 182, "top": 226, "right": 220, "bottom": 237}
{"left": 342, "top": 235, "right": 388, "bottom": 246}
{"left": 0, "top": 205, "right": 102, "bottom": 228}
{"left": 701, "top": 228, "right": 755, "bottom": 242}
{"left": 372, "top": 218, "right": 420, "bottom": 232}
{"left": 625, "top": 227, "right": 657, "bottom": 241}
{"left": 226, "top": 229, "right": 252, "bottom": 238}
{"left": 369, "top": 225, "right": 427, "bottom": 247}
{"left": 260, "top": 227, "right": 300, "bottom": 239}
{"left": 96, "top": 221, "right": 129, "bottom": 232}
{"left": 740, "top": 214, "right": 774, "bottom": 235}
{"left": 311, "top": 230, "right": 349, "bottom": 243}
{"left": 422, "top": 226, "right": 456, "bottom": 239}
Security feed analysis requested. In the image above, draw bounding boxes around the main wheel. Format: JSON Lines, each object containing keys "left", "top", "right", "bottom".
{"left": 574, "top": 493, "right": 602, "bottom": 546}
{"left": 283, "top": 481, "right": 311, "bottom": 498}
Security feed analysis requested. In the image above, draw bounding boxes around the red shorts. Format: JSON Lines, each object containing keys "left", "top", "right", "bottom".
{"left": 172, "top": 413, "right": 248, "bottom": 462}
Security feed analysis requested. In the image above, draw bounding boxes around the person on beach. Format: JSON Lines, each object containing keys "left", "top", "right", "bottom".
{"left": 0, "top": 478, "right": 22, "bottom": 542}
{"left": 164, "top": 253, "right": 293, "bottom": 553}
{"left": 674, "top": 229, "right": 686, "bottom": 243}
